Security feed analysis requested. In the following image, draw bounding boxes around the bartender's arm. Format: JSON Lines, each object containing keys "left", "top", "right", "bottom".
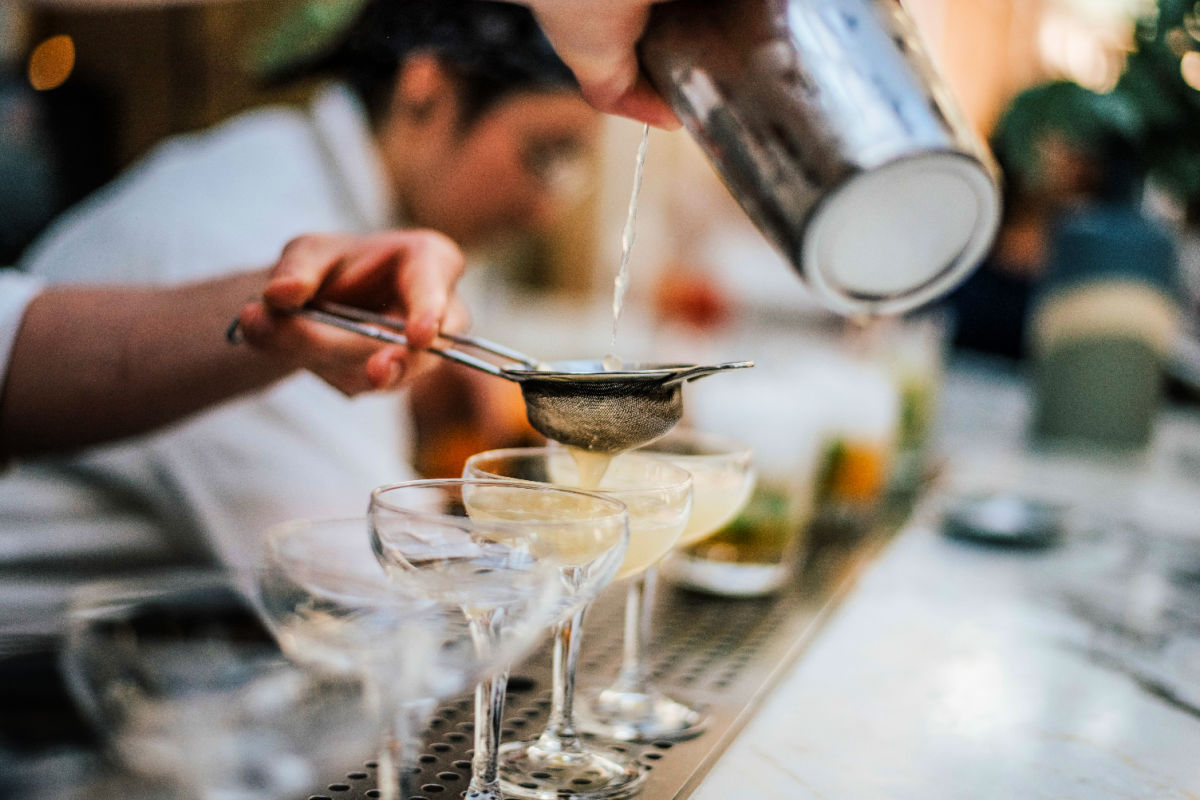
{"left": 0, "top": 229, "right": 465, "bottom": 458}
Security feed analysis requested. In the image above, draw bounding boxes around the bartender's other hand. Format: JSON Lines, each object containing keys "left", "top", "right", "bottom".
{"left": 523, "top": 0, "right": 680, "bottom": 129}
{"left": 238, "top": 230, "right": 468, "bottom": 395}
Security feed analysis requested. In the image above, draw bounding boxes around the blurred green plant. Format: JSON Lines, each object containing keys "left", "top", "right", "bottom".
{"left": 990, "top": 79, "right": 1141, "bottom": 191}
{"left": 991, "top": 1, "right": 1200, "bottom": 218}
{"left": 1113, "top": 0, "right": 1200, "bottom": 215}
{"left": 251, "top": 0, "right": 367, "bottom": 80}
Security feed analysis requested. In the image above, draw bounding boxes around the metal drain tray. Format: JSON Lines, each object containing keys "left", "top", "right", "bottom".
{"left": 303, "top": 539, "right": 885, "bottom": 800}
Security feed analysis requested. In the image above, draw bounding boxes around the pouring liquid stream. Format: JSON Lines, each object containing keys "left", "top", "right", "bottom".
{"left": 572, "top": 124, "right": 651, "bottom": 485}
{"left": 605, "top": 123, "right": 651, "bottom": 372}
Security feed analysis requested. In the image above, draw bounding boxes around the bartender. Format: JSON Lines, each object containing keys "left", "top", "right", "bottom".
{"left": 0, "top": 0, "right": 684, "bottom": 649}
{"left": 0, "top": 0, "right": 677, "bottom": 459}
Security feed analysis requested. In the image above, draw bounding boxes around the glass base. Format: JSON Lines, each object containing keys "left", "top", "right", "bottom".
{"left": 659, "top": 552, "right": 789, "bottom": 597}
{"left": 579, "top": 686, "right": 708, "bottom": 742}
{"left": 497, "top": 738, "right": 645, "bottom": 800}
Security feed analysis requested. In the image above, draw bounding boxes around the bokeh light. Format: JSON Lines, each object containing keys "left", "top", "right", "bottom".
{"left": 1166, "top": 26, "right": 1193, "bottom": 56}
{"left": 1038, "top": 13, "right": 1126, "bottom": 92}
{"left": 1186, "top": 2, "right": 1200, "bottom": 43}
{"left": 1182, "top": 51, "right": 1200, "bottom": 90}
{"left": 27, "top": 34, "right": 75, "bottom": 91}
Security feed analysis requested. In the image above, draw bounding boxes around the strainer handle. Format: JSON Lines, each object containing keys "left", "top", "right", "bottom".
{"left": 313, "top": 302, "right": 540, "bottom": 367}
{"left": 290, "top": 303, "right": 523, "bottom": 379}
{"left": 661, "top": 360, "right": 755, "bottom": 386}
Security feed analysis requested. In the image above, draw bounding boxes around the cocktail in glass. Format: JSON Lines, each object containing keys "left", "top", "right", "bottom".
{"left": 582, "top": 428, "right": 754, "bottom": 741}
{"left": 463, "top": 447, "right": 692, "bottom": 800}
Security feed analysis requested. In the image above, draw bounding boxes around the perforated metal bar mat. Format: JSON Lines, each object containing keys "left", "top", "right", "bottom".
{"left": 301, "top": 537, "right": 885, "bottom": 800}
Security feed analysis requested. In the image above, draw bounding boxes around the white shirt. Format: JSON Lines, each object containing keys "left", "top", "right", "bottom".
{"left": 1, "top": 84, "right": 414, "bottom": 636}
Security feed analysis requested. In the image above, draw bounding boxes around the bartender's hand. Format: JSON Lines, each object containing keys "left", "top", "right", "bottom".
{"left": 1, "top": 230, "right": 467, "bottom": 457}
{"left": 236, "top": 230, "right": 469, "bottom": 395}
{"left": 521, "top": 0, "right": 680, "bottom": 129}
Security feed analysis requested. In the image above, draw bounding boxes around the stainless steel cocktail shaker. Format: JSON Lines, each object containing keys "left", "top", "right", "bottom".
{"left": 639, "top": 0, "right": 1002, "bottom": 315}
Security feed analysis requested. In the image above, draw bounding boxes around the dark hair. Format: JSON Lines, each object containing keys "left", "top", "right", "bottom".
{"left": 263, "top": 0, "right": 578, "bottom": 128}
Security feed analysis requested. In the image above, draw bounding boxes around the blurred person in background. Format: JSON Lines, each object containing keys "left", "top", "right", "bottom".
{"left": 0, "top": 0, "right": 601, "bottom": 636}
{"left": 944, "top": 81, "right": 1165, "bottom": 362}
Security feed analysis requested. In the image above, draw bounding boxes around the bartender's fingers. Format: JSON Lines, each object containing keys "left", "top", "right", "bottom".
{"left": 603, "top": 76, "right": 679, "bottom": 130}
{"left": 237, "top": 299, "right": 388, "bottom": 395}
{"left": 248, "top": 230, "right": 466, "bottom": 392}
{"left": 261, "top": 233, "right": 357, "bottom": 310}
{"left": 262, "top": 230, "right": 466, "bottom": 344}
{"left": 525, "top": 0, "right": 679, "bottom": 129}
{"left": 365, "top": 345, "right": 413, "bottom": 391}
{"left": 440, "top": 294, "right": 473, "bottom": 336}
{"left": 383, "top": 229, "right": 465, "bottom": 350}
{"left": 359, "top": 295, "right": 472, "bottom": 391}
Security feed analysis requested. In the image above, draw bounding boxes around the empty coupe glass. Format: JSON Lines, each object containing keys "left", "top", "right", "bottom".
{"left": 368, "top": 478, "right": 629, "bottom": 800}
{"left": 254, "top": 516, "right": 538, "bottom": 800}
{"left": 61, "top": 570, "right": 373, "bottom": 800}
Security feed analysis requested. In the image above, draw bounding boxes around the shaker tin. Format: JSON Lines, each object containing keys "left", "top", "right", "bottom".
{"left": 640, "top": 0, "right": 1003, "bottom": 315}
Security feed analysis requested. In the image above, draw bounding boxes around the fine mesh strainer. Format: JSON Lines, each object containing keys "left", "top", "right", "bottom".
{"left": 291, "top": 302, "right": 753, "bottom": 453}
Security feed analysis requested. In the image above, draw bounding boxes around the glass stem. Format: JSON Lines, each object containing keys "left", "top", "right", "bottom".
{"left": 537, "top": 604, "right": 587, "bottom": 753}
{"left": 467, "top": 608, "right": 508, "bottom": 800}
{"left": 614, "top": 568, "right": 654, "bottom": 694}
{"left": 368, "top": 680, "right": 419, "bottom": 800}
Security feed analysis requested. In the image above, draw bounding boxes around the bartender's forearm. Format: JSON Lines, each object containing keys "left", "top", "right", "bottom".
{"left": 0, "top": 269, "right": 294, "bottom": 458}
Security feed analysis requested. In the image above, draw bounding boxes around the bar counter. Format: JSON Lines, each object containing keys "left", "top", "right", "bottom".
{"left": 3, "top": 357, "right": 1198, "bottom": 800}
{"left": 690, "top": 358, "right": 1200, "bottom": 799}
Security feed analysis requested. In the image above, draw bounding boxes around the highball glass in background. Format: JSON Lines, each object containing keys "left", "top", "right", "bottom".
{"left": 663, "top": 361, "right": 831, "bottom": 596}
{"left": 852, "top": 310, "right": 948, "bottom": 501}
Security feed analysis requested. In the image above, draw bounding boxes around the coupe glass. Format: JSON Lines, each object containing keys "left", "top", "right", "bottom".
{"left": 582, "top": 428, "right": 755, "bottom": 741}
{"left": 463, "top": 447, "right": 692, "bottom": 800}
{"left": 368, "top": 478, "right": 629, "bottom": 800}
{"left": 254, "top": 515, "right": 537, "bottom": 800}
{"left": 61, "top": 570, "right": 374, "bottom": 800}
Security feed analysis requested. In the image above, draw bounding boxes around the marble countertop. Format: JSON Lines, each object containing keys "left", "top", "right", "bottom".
{"left": 690, "top": 358, "right": 1200, "bottom": 799}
